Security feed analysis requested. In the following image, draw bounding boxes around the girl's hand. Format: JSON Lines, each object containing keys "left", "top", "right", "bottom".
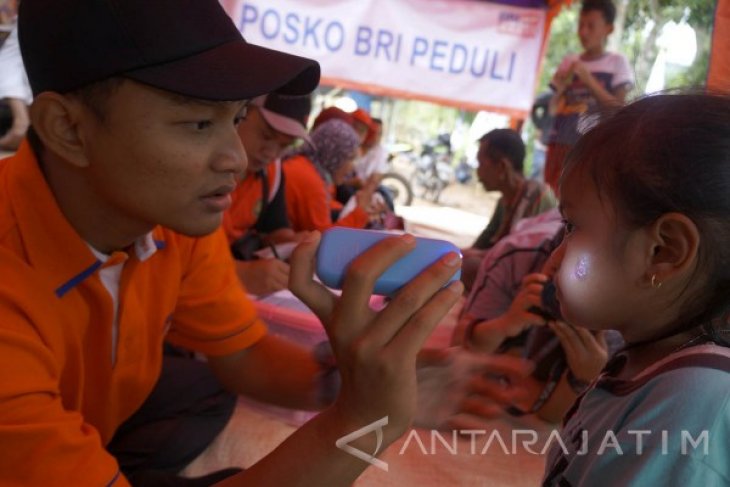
{"left": 289, "top": 231, "right": 463, "bottom": 442}
{"left": 499, "top": 273, "right": 551, "bottom": 335}
{"left": 466, "top": 273, "right": 551, "bottom": 353}
{"left": 548, "top": 321, "right": 609, "bottom": 383}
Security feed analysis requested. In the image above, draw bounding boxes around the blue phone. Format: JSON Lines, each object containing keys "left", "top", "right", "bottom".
{"left": 315, "top": 227, "right": 461, "bottom": 296}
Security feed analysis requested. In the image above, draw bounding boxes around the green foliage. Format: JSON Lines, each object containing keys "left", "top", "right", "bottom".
{"left": 542, "top": 0, "right": 715, "bottom": 93}
{"left": 537, "top": 2, "right": 582, "bottom": 94}
{"left": 373, "top": 0, "right": 717, "bottom": 176}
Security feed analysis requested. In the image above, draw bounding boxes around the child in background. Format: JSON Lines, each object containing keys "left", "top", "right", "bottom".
{"left": 542, "top": 93, "right": 730, "bottom": 485}
{"left": 545, "top": 0, "right": 633, "bottom": 195}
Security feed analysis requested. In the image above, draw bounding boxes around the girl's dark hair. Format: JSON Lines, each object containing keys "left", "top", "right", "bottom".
{"left": 563, "top": 92, "right": 730, "bottom": 344}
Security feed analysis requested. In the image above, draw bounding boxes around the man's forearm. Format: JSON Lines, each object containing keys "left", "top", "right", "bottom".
{"left": 207, "top": 334, "right": 323, "bottom": 410}
{"left": 216, "top": 406, "right": 396, "bottom": 487}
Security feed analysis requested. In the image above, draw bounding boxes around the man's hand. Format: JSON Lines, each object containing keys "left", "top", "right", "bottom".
{"left": 413, "top": 348, "right": 533, "bottom": 429}
{"left": 289, "top": 231, "right": 463, "bottom": 443}
{"left": 236, "top": 259, "right": 290, "bottom": 296}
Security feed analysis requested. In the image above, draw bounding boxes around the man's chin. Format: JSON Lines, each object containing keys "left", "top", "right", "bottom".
{"left": 168, "top": 216, "right": 223, "bottom": 238}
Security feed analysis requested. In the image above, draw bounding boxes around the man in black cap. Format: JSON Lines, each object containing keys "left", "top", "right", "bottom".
{"left": 0, "top": 0, "right": 470, "bottom": 486}
{"left": 224, "top": 93, "right": 312, "bottom": 296}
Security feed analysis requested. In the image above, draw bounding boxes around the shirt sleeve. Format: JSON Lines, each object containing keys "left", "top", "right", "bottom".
{"left": 464, "top": 260, "right": 517, "bottom": 322}
{"left": 472, "top": 203, "right": 504, "bottom": 249}
{"left": 611, "top": 53, "right": 635, "bottom": 91}
{"left": 373, "top": 146, "right": 390, "bottom": 174}
{"left": 284, "top": 158, "right": 336, "bottom": 232}
{"left": 165, "top": 228, "right": 267, "bottom": 356}
{"left": 536, "top": 186, "right": 557, "bottom": 214}
{"left": 554, "top": 368, "right": 730, "bottom": 485}
{"left": 0, "top": 278, "right": 130, "bottom": 486}
{"left": 335, "top": 205, "right": 370, "bottom": 229}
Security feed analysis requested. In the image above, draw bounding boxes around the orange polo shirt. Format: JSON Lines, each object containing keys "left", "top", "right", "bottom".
{"left": 223, "top": 170, "right": 268, "bottom": 244}
{"left": 0, "top": 142, "right": 267, "bottom": 486}
{"left": 282, "top": 155, "right": 369, "bottom": 232}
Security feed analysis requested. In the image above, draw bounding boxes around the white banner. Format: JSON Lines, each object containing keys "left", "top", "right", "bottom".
{"left": 222, "top": 0, "right": 546, "bottom": 116}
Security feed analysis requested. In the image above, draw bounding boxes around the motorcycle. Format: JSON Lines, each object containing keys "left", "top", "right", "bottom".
{"left": 411, "top": 133, "right": 454, "bottom": 203}
{"left": 381, "top": 145, "right": 416, "bottom": 207}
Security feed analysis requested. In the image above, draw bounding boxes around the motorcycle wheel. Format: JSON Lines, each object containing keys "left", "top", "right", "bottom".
{"left": 380, "top": 172, "right": 414, "bottom": 206}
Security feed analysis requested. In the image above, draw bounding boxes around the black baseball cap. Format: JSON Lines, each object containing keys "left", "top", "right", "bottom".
{"left": 252, "top": 93, "right": 312, "bottom": 145}
{"left": 18, "top": 0, "right": 320, "bottom": 101}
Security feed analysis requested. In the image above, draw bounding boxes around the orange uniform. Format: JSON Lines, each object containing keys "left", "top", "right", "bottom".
{"left": 0, "top": 142, "right": 267, "bottom": 486}
{"left": 222, "top": 159, "right": 288, "bottom": 245}
{"left": 282, "top": 155, "right": 369, "bottom": 232}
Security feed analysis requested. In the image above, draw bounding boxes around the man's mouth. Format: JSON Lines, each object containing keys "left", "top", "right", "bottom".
{"left": 200, "top": 184, "right": 236, "bottom": 212}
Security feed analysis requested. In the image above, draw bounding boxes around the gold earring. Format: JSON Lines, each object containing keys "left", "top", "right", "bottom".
{"left": 651, "top": 274, "right": 663, "bottom": 289}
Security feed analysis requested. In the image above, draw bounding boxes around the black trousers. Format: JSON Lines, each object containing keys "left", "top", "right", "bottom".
{"left": 107, "top": 348, "right": 241, "bottom": 486}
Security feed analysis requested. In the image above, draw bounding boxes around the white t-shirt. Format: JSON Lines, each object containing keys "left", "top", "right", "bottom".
{"left": 355, "top": 144, "right": 389, "bottom": 180}
{"left": 549, "top": 52, "right": 634, "bottom": 145}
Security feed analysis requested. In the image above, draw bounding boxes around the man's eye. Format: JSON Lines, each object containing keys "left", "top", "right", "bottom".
{"left": 193, "top": 121, "right": 213, "bottom": 130}
{"left": 234, "top": 106, "right": 249, "bottom": 126}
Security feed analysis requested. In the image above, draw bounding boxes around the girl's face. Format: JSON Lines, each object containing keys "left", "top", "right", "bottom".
{"left": 551, "top": 169, "right": 652, "bottom": 335}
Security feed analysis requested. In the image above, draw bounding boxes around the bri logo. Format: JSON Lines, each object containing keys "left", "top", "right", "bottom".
{"left": 335, "top": 416, "right": 389, "bottom": 471}
{"left": 498, "top": 11, "right": 540, "bottom": 38}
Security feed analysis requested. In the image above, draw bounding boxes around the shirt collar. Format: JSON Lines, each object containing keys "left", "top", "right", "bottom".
{"left": 7, "top": 141, "right": 166, "bottom": 297}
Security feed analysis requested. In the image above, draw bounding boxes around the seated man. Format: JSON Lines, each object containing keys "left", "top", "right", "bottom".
{"left": 461, "top": 129, "right": 557, "bottom": 291}
{"left": 0, "top": 1, "right": 485, "bottom": 485}
{"left": 223, "top": 93, "right": 312, "bottom": 295}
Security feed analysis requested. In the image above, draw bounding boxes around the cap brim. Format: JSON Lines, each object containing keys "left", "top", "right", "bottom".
{"left": 258, "top": 107, "right": 312, "bottom": 145}
{"left": 125, "top": 40, "right": 320, "bottom": 101}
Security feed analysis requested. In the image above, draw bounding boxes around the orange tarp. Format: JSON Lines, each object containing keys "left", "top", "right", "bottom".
{"left": 708, "top": 0, "right": 730, "bottom": 91}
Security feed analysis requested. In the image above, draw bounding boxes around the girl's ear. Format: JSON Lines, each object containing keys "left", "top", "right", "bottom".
{"left": 647, "top": 212, "right": 700, "bottom": 284}
{"left": 29, "top": 93, "right": 91, "bottom": 168}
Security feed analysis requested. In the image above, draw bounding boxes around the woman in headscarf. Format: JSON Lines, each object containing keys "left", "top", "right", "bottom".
{"left": 282, "top": 119, "right": 380, "bottom": 232}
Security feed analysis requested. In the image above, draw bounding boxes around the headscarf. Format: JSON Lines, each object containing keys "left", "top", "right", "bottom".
{"left": 287, "top": 119, "right": 360, "bottom": 183}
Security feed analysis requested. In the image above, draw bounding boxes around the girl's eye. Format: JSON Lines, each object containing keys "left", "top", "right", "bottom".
{"left": 562, "top": 220, "right": 576, "bottom": 235}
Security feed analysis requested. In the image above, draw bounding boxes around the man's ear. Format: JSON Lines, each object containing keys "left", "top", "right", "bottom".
{"left": 647, "top": 212, "right": 700, "bottom": 284}
{"left": 499, "top": 157, "right": 514, "bottom": 177}
{"left": 29, "top": 93, "right": 91, "bottom": 168}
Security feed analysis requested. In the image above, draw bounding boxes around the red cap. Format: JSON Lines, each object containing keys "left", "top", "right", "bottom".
{"left": 312, "top": 107, "right": 355, "bottom": 131}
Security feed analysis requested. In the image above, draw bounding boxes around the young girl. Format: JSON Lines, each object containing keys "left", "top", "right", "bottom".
{"left": 542, "top": 93, "right": 730, "bottom": 485}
